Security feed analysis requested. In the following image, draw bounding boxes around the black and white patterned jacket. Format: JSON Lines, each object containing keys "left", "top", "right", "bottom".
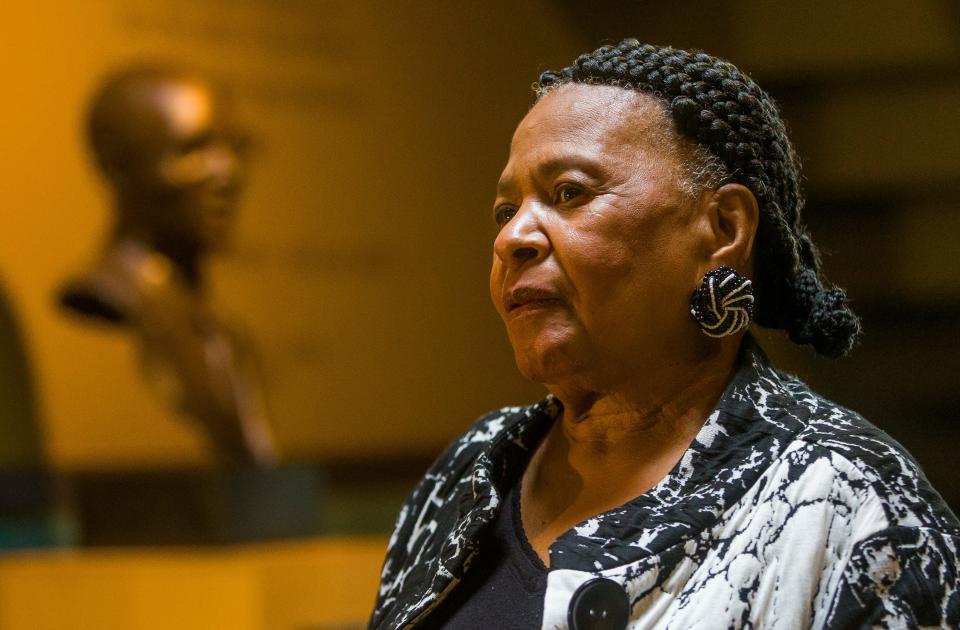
{"left": 369, "top": 342, "right": 959, "bottom": 629}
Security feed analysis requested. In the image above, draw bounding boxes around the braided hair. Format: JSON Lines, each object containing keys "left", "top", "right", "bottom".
{"left": 537, "top": 40, "right": 860, "bottom": 358}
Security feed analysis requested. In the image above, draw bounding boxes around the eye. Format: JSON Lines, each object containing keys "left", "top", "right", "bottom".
{"left": 494, "top": 205, "right": 517, "bottom": 228}
{"left": 556, "top": 184, "right": 582, "bottom": 204}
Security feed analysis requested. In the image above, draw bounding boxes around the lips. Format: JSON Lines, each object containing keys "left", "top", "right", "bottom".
{"left": 503, "top": 286, "right": 563, "bottom": 314}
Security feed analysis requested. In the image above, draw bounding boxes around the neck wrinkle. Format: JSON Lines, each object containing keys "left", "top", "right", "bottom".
{"left": 549, "top": 336, "right": 743, "bottom": 449}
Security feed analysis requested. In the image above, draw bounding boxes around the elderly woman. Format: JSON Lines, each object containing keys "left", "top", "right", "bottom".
{"left": 370, "top": 41, "right": 959, "bottom": 629}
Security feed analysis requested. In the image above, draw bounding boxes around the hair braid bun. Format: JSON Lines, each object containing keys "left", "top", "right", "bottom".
{"left": 536, "top": 39, "right": 861, "bottom": 357}
{"left": 788, "top": 270, "right": 862, "bottom": 358}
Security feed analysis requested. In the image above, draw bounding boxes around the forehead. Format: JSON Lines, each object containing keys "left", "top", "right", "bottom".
{"left": 108, "top": 78, "right": 222, "bottom": 153}
{"left": 150, "top": 81, "right": 216, "bottom": 139}
{"left": 513, "top": 84, "right": 670, "bottom": 153}
{"left": 502, "top": 84, "right": 678, "bottom": 185}
{"left": 129, "top": 80, "right": 224, "bottom": 145}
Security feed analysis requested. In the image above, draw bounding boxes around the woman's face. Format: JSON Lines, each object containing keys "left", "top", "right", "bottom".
{"left": 489, "top": 84, "right": 713, "bottom": 387}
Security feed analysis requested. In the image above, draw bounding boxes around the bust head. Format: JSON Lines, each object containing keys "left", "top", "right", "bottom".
{"left": 87, "top": 64, "right": 248, "bottom": 261}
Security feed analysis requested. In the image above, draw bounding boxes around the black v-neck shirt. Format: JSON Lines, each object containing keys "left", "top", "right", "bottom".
{"left": 421, "top": 476, "right": 548, "bottom": 629}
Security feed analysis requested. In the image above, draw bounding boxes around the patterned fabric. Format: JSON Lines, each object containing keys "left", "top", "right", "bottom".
{"left": 369, "top": 341, "right": 960, "bottom": 629}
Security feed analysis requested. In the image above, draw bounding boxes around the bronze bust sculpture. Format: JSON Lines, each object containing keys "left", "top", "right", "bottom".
{"left": 58, "top": 65, "right": 277, "bottom": 466}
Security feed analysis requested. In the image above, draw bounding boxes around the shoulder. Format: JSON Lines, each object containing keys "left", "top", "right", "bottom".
{"left": 387, "top": 402, "right": 538, "bottom": 544}
{"left": 773, "top": 369, "right": 958, "bottom": 532}
{"left": 392, "top": 399, "right": 556, "bottom": 526}
{"left": 716, "top": 358, "right": 960, "bottom": 626}
{"left": 821, "top": 524, "right": 960, "bottom": 627}
{"left": 392, "top": 396, "right": 553, "bottom": 523}
{"left": 423, "top": 402, "right": 541, "bottom": 478}
{"left": 58, "top": 272, "right": 131, "bottom": 323}
{"left": 370, "top": 400, "right": 554, "bottom": 625}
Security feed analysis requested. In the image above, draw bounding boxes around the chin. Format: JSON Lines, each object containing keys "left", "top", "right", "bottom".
{"left": 512, "top": 342, "right": 581, "bottom": 385}
{"left": 506, "top": 323, "right": 582, "bottom": 383}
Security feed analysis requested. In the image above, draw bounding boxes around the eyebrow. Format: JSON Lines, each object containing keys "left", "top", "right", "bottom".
{"left": 496, "top": 154, "right": 605, "bottom": 197}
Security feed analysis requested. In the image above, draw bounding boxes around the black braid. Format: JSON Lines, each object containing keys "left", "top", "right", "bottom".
{"left": 537, "top": 40, "right": 860, "bottom": 358}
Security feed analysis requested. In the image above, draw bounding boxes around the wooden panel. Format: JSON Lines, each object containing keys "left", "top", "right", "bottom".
{"left": 731, "top": 0, "right": 959, "bottom": 76}
{"left": 0, "top": 536, "right": 387, "bottom": 630}
{"left": 805, "top": 203, "right": 960, "bottom": 302}
{"left": 789, "top": 86, "right": 960, "bottom": 192}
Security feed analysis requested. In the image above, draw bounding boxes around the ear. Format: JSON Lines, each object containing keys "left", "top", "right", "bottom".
{"left": 703, "top": 183, "right": 759, "bottom": 272}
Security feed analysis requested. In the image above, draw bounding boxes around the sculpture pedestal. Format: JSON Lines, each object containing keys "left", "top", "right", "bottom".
{"left": 74, "top": 466, "right": 325, "bottom": 545}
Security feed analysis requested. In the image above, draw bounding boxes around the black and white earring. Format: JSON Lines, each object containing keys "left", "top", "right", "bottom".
{"left": 690, "top": 266, "right": 754, "bottom": 337}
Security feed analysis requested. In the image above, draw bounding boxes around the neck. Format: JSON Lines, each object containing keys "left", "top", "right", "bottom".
{"left": 546, "top": 335, "right": 743, "bottom": 449}
{"left": 518, "top": 335, "right": 747, "bottom": 562}
{"left": 110, "top": 221, "right": 203, "bottom": 290}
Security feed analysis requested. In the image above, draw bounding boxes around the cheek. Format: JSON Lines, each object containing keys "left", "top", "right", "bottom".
{"left": 489, "top": 255, "right": 505, "bottom": 317}
{"left": 563, "top": 219, "right": 697, "bottom": 315}
{"left": 161, "top": 153, "right": 209, "bottom": 187}
{"left": 559, "top": 213, "right": 651, "bottom": 281}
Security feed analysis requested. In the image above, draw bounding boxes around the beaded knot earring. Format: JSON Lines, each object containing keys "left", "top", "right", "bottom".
{"left": 690, "top": 266, "right": 754, "bottom": 338}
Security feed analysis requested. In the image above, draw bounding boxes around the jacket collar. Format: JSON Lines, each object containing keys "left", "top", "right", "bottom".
{"left": 392, "top": 339, "right": 801, "bottom": 628}
{"left": 462, "top": 337, "right": 806, "bottom": 571}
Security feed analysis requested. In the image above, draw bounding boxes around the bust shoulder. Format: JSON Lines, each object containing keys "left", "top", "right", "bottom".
{"left": 58, "top": 239, "right": 193, "bottom": 327}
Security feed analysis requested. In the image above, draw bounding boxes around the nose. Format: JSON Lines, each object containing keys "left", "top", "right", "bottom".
{"left": 493, "top": 201, "right": 549, "bottom": 269}
{"left": 207, "top": 143, "right": 243, "bottom": 185}
{"left": 160, "top": 142, "right": 244, "bottom": 189}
